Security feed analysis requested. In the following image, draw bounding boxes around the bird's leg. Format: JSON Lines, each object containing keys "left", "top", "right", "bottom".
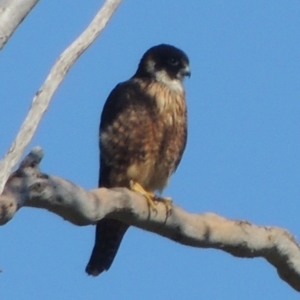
{"left": 129, "top": 180, "right": 172, "bottom": 215}
{"left": 130, "top": 180, "right": 157, "bottom": 211}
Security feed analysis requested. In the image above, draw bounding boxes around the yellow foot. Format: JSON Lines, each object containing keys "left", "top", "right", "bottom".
{"left": 129, "top": 180, "right": 173, "bottom": 215}
{"left": 130, "top": 180, "right": 157, "bottom": 211}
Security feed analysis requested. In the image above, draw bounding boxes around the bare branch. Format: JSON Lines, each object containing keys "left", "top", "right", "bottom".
{"left": 1, "top": 148, "right": 300, "bottom": 292}
{"left": 0, "top": 0, "right": 39, "bottom": 50}
{"left": 0, "top": 0, "right": 122, "bottom": 193}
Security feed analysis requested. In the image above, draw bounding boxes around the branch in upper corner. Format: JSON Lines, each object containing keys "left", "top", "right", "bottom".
{"left": 0, "top": 0, "right": 40, "bottom": 50}
{"left": 1, "top": 148, "right": 300, "bottom": 292}
{"left": 0, "top": 0, "right": 122, "bottom": 193}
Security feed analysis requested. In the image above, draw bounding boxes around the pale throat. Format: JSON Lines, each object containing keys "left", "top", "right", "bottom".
{"left": 133, "top": 68, "right": 186, "bottom": 117}
{"left": 154, "top": 70, "right": 184, "bottom": 94}
{"left": 145, "top": 59, "right": 184, "bottom": 94}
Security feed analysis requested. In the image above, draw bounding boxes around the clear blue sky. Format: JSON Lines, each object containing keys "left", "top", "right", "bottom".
{"left": 1, "top": 1, "right": 300, "bottom": 299}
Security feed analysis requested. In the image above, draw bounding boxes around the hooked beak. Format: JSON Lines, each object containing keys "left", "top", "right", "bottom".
{"left": 180, "top": 65, "right": 191, "bottom": 78}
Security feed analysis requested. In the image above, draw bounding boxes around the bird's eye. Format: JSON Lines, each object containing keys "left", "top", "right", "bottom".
{"left": 168, "top": 57, "right": 179, "bottom": 66}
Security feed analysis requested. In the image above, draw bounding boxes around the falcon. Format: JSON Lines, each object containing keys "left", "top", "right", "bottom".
{"left": 86, "top": 44, "right": 191, "bottom": 276}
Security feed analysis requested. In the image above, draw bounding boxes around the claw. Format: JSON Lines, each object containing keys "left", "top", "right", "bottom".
{"left": 157, "top": 196, "right": 172, "bottom": 216}
{"left": 130, "top": 180, "right": 157, "bottom": 211}
{"left": 130, "top": 180, "right": 173, "bottom": 215}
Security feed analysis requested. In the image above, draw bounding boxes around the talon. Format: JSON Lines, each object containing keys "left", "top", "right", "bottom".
{"left": 155, "top": 196, "right": 173, "bottom": 215}
{"left": 130, "top": 180, "right": 172, "bottom": 215}
{"left": 130, "top": 180, "right": 157, "bottom": 211}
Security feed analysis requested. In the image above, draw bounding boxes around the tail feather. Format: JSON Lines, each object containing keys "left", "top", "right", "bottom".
{"left": 85, "top": 219, "right": 129, "bottom": 276}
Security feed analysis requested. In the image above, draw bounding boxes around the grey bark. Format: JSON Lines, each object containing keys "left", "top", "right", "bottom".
{"left": 0, "top": 0, "right": 122, "bottom": 193}
{"left": 1, "top": 148, "right": 300, "bottom": 292}
{"left": 0, "top": 0, "right": 40, "bottom": 50}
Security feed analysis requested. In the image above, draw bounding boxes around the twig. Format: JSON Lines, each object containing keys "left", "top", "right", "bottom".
{"left": 0, "top": 0, "right": 122, "bottom": 192}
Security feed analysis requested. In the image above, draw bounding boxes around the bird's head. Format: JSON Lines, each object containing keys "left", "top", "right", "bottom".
{"left": 135, "top": 44, "right": 191, "bottom": 89}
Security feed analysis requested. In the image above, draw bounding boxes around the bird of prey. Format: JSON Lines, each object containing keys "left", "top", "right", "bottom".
{"left": 86, "top": 44, "right": 190, "bottom": 276}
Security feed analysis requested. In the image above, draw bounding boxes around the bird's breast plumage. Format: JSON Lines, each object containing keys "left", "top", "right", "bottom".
{"left": 100, "top": 79, "right": 187, "bottom": 192}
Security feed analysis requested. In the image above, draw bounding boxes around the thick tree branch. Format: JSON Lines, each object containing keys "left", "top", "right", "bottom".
{"left": 0, "top": 0, "right": 122, "bottom": 193}
{"left": 1, "top": 148, "right": 300, "bottom": 292}
{"left": 0, "top": 0, "right": 39, "bottom": 50}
